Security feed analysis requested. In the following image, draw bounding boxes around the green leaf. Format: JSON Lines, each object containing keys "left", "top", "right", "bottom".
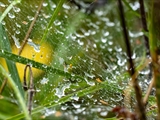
{"left": 0, "top": 22, "right": 24, "bottom": 96}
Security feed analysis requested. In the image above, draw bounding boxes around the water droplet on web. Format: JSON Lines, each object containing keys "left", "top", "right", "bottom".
{"left": 106, "top": 21, "right": 115, "bottom": 27}
{"left": 72, "top": 103, "right": 81, "bottom": 109}
{"left": 140, "top": 69, "right": 150, "bottom": 75}
{"left": 59, "top": 57, "right": 64, "bottom": 65}
{"left": 15, "top": 30, "right": 20, "bottom": 34}
{"left": 101, "top": 38, "right": 107, "bottom": 43}
{"left": 129, "top": 1, "right": 140, "bottom": 11}
{"left": 129, "top": 31, "right": 143, "bottom": 38}
{"left": 115, "top": 46, "right": 122, "bottom": 52}
{"left": 63, "top": 4, "right": 71, "bottom": 10}
{"left": 71, "top": 94, "right": 79, "bottom": 101}
{"left": 44, "top": 108, "right": 56, "bottom": 117}
{"left": 40, "top": 77, "right": 49, "bottom": 85}
{"left": 104, "top": 31, "right": 109, "bottom": 36}
{"left": 1, "top": 49, "right": 4, "bottom": 54}
{"left": 0, "top": 2, "right": 5, "bottom": 7}
{"left": 77, "top": 39, "right": 84, "bottom": 46}
{"left": 43, "top": 2, "right": 48, "bottom": 7}
{"left": 132, "top": 52, "right": 136, "bottom": 59}
{"left": 52, "top": 3, "right": 56, "bottom": 9}
{"left": 55, "top": 82, "right": 71, "bottom": 98}
{"left": 84, "top": 78, "right": 95, "bottom": 86}
{"left": 95, "top": 10, "right": 104, "bottom": 16}
{"left": 99, "top": 111, "right": 108, "bottom": 117}
{"left": 108, "top": 41, "right": 113, "bottom": 45}
{"left": 8, "top": 13, "right": 15, "bottom": 19}
{"left": 1, "top": 21, "right": 6, "bottom": 25}
{"left": 15, "top": 23, "right": 21, "bottom": 28}
{"left": 61, "top": 105, "right": 68, "bottom": 110}
{"left": 27, "top": 40, "right": 40, "bottom": 52}
{"left": 12, "top": 35, "right": 21, "bottom": 48}
{"left": 27, "top": 16, "right": 34, "bottom": 21}
{"left": 36, "top": 89, "right": 41, "bottom": 92}
{"left": 54, "top": 20, "right": 61, "bottom": 26}
{"left": 117, "top": 59, "right": 126, "bottom": 66}
{"left": 13, "top": 7, "right": 21, "bottom": 13}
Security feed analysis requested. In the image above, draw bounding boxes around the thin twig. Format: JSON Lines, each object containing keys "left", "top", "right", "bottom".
{"left": 118, "top": 0, "right": 146, "bottom": 119}
{"left": 18, "top": 0, "right": 44, "bottom": 55}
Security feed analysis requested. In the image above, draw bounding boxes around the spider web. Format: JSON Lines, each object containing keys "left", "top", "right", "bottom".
{"left": 0, "top": 0, "right": 150, "bottom": 119}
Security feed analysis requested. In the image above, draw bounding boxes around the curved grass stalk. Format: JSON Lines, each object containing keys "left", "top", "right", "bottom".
{"left": 0, "top": 65, "right": 31, "bottom": 120}
{"left": 0, "top": 0, "right": 21, "bottom": 23}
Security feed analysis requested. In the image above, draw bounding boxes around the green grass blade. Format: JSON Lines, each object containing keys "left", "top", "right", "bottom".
{"left": 0, "top": 23, "right": 24, "bottom": 96}
{"left": 149, "top": 0, "right": 160, "bottom": 117}
{"left": 0, "top": 49, "right": 84, "bottom": 80}
{"left": 0, "top": 65, "right": 31, "bottom": 120}
{"left": 122, "top": 0, "right": 140, "bottom": 17}
{"left": 40, "top": 0, "right": 66, "bottom": 44}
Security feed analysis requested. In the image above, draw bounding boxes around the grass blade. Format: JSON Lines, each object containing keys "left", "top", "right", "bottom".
{"left": 0, "top": 23, "right": 24, "bottom": 96}
{"left": 40, "top": 0, "right": 66, "bottom": 44}
{"left": 0, "top": 65, "right": 31, "bottom": 120}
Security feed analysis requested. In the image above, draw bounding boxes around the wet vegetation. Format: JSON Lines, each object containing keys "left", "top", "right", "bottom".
{"left": 0, "top": 0, "right": 160, "bottom": 119}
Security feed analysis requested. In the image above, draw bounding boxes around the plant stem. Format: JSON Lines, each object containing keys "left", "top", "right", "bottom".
{"left": 118, "top": 0, "right": 146, "bottom": 119}
{"left": 0, "top": 65, "right": 31, "bottom": 120}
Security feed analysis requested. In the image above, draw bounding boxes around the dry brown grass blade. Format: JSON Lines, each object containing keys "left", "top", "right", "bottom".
{"left": 18, "top": 0, "right": 44, "bottom": 55}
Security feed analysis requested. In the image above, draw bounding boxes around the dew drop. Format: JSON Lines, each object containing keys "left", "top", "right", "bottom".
{"left": 0, "top": 2, "right": 5, "bottom": 7}
{"left": 84, "top": 78, "right": 95, "bottom": 86}
{"left": 99, "top": 111, "right": 108, "bottom": 117}
{"left": 77, "top": 39, "right": 84, "bottom": 46}
{"left": 63, "top": 4, "right": 71, "bottom": 9}
{"left": 13, "top": 7, "right": 21, "bottom": 13}
{"left": 12, "top": 35, "right": 21, "bottom": 48}
{"left": 54, "top": 20, "right": 61, "bottom": 26}
{"left": 61, "top": 105, "right": 68, "bottom": 110}
{"left": 15, "top": 30, "right": 20, "bottom": 34}
{"left": 117, "top": 59, "right": 126, "bottom": 66}
{"left": 8, "top": 13, "right": 15, "bottom": 19}
{"left": 1, "top": 21, "right": 6, "bottom": 25}
{"left": 72, "top": 103, "right": 81, "bottom": 109}
{"left": 104, "top": 31, "right": 109, "bottom": 36}
{"left": 40, "top": 77, "right": 49, "bottom": 85}
{"left": 55, "top": 83, "right": 71, "bottom": 98}
{"left": 101, "top": 38, "right": 107, "bottom": 43}
{"left": 27, "top": 40, "right": 40, "bottom": 52}
{"left": 27, "top": 16, "right": 34, "bottom": 21}
{"left": 71, "top": 94, "right": 79, "bottom": 101}
{"left": 43, "top": 2, "right": 48, "bottom": 7}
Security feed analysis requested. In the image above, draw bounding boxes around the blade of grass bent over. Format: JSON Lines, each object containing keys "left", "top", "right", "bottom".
{"left": 0, "top": 65, "right": 31, "bottom": 120}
